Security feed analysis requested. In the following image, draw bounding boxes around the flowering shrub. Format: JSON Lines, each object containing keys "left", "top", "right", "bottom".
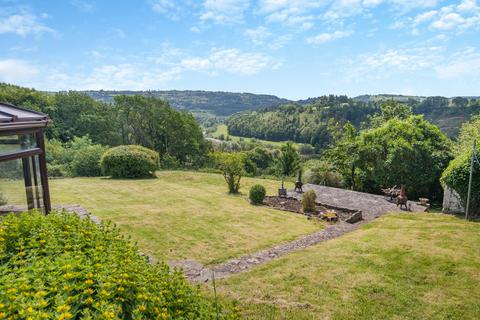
{"left": 101, "top": 145, "right": 159, "bottom": 178}
{"left": 0, "top": 212, "right": 237, "bottom": 319}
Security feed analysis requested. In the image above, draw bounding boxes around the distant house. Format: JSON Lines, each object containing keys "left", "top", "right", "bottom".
{"left": 442, "top": 186, "right": 464, "bottom": 214}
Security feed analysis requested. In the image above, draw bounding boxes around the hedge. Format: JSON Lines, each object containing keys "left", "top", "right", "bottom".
{"left": 0, "top": 212, "right": 237, "bottom": 319}
{"left": 101, "top": 145, "right": 159, "bottom": 178}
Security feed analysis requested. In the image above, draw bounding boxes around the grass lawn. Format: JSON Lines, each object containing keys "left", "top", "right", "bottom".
{"left": 210, "top": 124, "right": 305, "bottom": 149}
{"left": 217, "top": 213, "right": 480, "bottom": 319}
{"left": 1, "top": 171, "right": 322, "bottom": 265}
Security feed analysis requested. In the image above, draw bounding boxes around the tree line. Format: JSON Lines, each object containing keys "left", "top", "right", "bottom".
{"left": 0, "top": 83, "right": 210, "bottom": 167}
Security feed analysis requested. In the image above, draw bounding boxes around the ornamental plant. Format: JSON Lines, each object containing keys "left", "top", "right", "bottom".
{"left": 302, "top": 190, "right": 317, "bottom": 213}
{"left": 101, "top": 145, "right": 159, "bottom": 178}
{"left": 0, "top": 211, "right": 237, "bottom": 319}
{"left": 249, "top": 184, "right": 266, "bottom": 205}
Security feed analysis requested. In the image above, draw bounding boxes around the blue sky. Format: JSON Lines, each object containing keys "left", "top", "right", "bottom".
{"left": 0, "top": 0, "right": 479, "bottom": 99}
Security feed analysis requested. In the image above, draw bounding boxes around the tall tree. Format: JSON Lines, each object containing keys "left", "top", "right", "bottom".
{"left": 356, "top": 115, "right": 452, "bottom": 199}
{"left": 325, "top": 122, "right": 359, "bottom": 189}
{"left": 277, "top": 142, "right": 300, "bottom": 177}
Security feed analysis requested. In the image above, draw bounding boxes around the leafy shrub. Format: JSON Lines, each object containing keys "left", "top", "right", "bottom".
{"left": 101, "top": 145, "right": 159, "bottom": 178}
{"left": 0, "top": 192, "right": 7, "bottom": 206}
{"left": 441, "top": 150, "right": 480, "bottom": 214}
{"left": 160, "top": 154, "right": 180, "bottom": 170}
{"left": 71, "top": 145, "right": 106, "bottom": 177}
{"left": 0, "top": 211, "right": 236, "bottom": 319}
{"left": 46, "top": 137, "right": 106, "bottom": 177}
{"left": 212, "top": 152, "right": 246, "bottom": 193}
{"left": 303, "top": 160, "right": 344, "bottom": 188}
{"left": 249, "top": 184, "right": 266, "bottom": 205}
{"left": 302, "top": 190, "right": 317, "bottom": 213}
{"left": 47, "top": 164, "right": 70, "bottom": 178}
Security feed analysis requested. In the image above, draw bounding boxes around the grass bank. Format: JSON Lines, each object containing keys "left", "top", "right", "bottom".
{"left": 1, "top": 171, "right": 321, "bottom": 265}
{"left": 217, "top": 213, "right": 480, "bottom": 319}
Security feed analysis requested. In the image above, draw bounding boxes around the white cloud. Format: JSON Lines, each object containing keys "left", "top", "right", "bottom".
{"left": 200, "top": 0, "right": 250, "bottom": 24}
{"left": 352, "top": 47, "right": 443, "bottom": 75}
{"left": 458, "top": 0, "right": 477, "bottom": 12}
{"left": 413, "top": 10, "right": 437, "bottom": 26}
{"left": 429, "top": 3, "right": 480, "bottom": 31}
{"left": 190, "top": 26, "right": 201, "bottom": 33}
{"left": 181, "top": 48, "right": 280, "bottom": 75}
{"left": 0, "top": 59, "right": 39, "bottom": 83}
{"left": 436, "top": 47, "right": 480, "bottom": 78}
{"left": 256, "top": 0, "right": 321, "bottom": 29}
{"left": 150, "top": 0, "right": 185, "bottom": 20}
{"left": 0, "top": 13, "right": 55, "bottom": 37}
{"left": 70, "top": 0, "right": 96, "bottom": 12}
{"left": 244, "top": 26, "right": 272, "bottom": 45}
{"left": 307, "top": 30, "right": 353, "bottom": 44}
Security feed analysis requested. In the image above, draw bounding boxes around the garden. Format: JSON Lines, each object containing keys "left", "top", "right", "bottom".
{"left": 1, "top": 87, "right": 480, "bottom": 319}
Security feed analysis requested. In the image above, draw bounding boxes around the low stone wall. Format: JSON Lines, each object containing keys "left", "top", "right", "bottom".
{"left": 0, "top": 204, "right": 100, "bottom": 224}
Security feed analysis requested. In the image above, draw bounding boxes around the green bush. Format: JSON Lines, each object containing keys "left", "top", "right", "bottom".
{"left": 302, "top": 190, "right": 317, "bottom": 213}
{"left": 160, "top": 154, "right": 180, "bottom": 170}
{"left": 0, "top": 211, "right": 236, "bottom": 319}
{"left": 249, "top": 184, "right": 266, "bottom": 205}
{"left": 47, "top": 164, "right": 70, "bottom": 178}
{"left": 303, "top": 160, "right": 343, "bottom": 188}
{"left": 101, "top": 145, "right": 159, "bottom": 178}
{"left": 441, "top": 150, "right": 480, "bottom": 214}
{"left": 71, "top": 145, "right": 106, "bottom": 177}
{"left": 0, "top": 192, "right": 7, "bottom": 206}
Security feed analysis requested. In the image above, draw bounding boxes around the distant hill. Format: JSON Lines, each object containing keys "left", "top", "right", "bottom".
{"left": 80, "top": 90, "right": 480, "bottom": 137}
{"left": 227, "top": 95, "right": 480, "bottom": 145}
{"left": 82, "top": 90, "right": 291, "bottom": 116}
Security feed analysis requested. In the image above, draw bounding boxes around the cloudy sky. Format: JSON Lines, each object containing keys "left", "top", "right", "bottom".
{"left": 0, "top": 0, "right": 479, "bottom": 99}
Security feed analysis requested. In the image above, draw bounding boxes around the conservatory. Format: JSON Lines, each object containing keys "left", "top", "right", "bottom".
{"left": 0, "top": 102, "right": 51, "bottom": 213}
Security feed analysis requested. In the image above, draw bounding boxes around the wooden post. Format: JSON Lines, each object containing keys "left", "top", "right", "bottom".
{"left": 36, "top": 131, "right": 51, "bottom": 214}
{"left": 465, "top": 140, "right": 475, "bottom": 220}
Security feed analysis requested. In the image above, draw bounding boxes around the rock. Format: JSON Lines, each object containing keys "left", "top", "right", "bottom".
{"left": 345, "top": 211, "right": 362, "bottom": 224}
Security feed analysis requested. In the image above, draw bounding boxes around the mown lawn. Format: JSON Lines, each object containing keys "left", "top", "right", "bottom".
{"left": 217, "top": 213, "right": 480, "bottom": 319}
{"left": 1, "top": 171, "right": 321, "bottom": 265}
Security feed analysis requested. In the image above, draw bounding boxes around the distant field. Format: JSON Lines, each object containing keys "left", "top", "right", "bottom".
{"left": 217, "top": 213, "right": 480, "bottom": 319}
{"left": 1, "top": 171, "right": 322, "bottom": 265}
{"left": 210, "top": 124, "right": 305, "bottom": 149}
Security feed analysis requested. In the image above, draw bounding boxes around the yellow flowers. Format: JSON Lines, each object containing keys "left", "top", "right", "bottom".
{"left": 102, "top": 311, "right": 115, "bottom": 319}
{"left": 0, "top": 212, "right": 236, "bottom": 320}
{"left": 63, "top": 272, "right": 74, "bottom": 280}
{"left": 83, "top": 288, "right": 94, "bottom": 295}
{"left": 36, "top": 290, "right": 47, "bottom": 297}
{"left": 56, "top": 305, "right": 71, "bottom": 313}
{"left": 58, "top": 312, "right": 73, "bottom": 320}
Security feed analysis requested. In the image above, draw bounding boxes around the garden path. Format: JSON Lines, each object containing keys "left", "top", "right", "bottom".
{"left": 170, "top": 185, "right": 427, "bottom": 282}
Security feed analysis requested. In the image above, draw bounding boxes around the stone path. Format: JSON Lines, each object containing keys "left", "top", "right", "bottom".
{"left": 171, "top": 186, "right": 427, "bottom": 282}
{"left": 289, "top": 184, "right": 427, "bottom": 220}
